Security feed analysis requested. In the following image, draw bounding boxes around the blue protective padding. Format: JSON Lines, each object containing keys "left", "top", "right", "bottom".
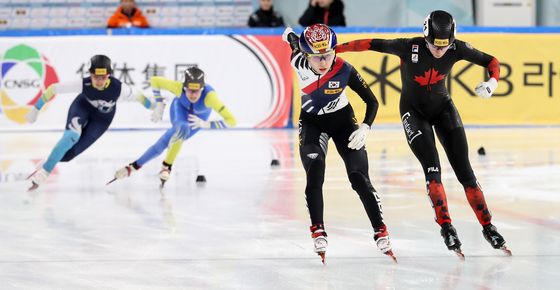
{"left": 42, "top": 129, "right": 80, "bottom": 173}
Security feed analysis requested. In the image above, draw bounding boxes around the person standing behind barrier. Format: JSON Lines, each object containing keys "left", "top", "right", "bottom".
{"left": 336, "top": 10, "right": 512, "bottom": 258}
{"left": 299, "top": 0, "right": 346, "bottom": 27}
{"left": 248, "top": 0, "right": 285, "bottom": 27}
{"left": 107, "top": 0, "right": 149, "bottom": 28}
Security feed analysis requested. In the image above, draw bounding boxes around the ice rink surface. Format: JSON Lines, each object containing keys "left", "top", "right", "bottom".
{"left": 1, "top": 127, "right": 559, "bottom": 289}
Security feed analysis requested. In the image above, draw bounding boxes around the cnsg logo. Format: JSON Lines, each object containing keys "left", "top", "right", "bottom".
{"left": 0, "top": 44, "right": 59, "bottom": 124}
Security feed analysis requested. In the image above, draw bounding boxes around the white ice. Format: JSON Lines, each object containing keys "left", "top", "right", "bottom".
{"left": 0, "top": 127, "right": 559, "bottom": 289}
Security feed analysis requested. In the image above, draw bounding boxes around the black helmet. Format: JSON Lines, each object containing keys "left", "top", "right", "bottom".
{"left": 88, "top": 55, "right": 112, "bottom": 75}
{"left": 423, "top": 10, "right": 456, "bottom": 47}
{"left": 184, "top": 66, "right": 205, "bottom": 90}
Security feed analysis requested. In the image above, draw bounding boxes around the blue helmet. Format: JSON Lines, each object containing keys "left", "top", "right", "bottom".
{"left": 299, "top": 24, "right": 337, "bottom": 54}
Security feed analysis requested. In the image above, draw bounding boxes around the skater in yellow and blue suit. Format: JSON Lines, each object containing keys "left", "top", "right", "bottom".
{"left": 110, "top": 66, "right": 236, "bottom": 187}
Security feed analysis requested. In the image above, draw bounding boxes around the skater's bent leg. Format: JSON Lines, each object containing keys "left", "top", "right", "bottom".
{"left": 43, "top": 129, "right": 80, "bottom": 173}
{"left": 435, "top": 120, "right": 492, "bottom": 226}
{"left": 341, "top": 149, "right": 385, "bottom": 228}
{"left": 135, "top": 126, "right": 179, "bottom": 167}
{"left": 402, "top": 110, "right": 451, "bottom": 226}
{"left": 61, "top": 114, "right": 113, "bottom": 162}
{"left": 163, "top": 127, "right": 199, "bottom": 166}
{"left": 164, "top": 140, "right": 184, "bottom": 166}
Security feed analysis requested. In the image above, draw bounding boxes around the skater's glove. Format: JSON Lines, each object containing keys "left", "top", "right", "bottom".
{"left": 25, "top": 106, "right": 39, "bottom": 124}
{"left": 282, "top": 27, "right": 294, "bottom": 43}
{"left": 151, "top": 102, "right": 165, "bottom": 122}
{"left": 348, "top": 123, "right": 370, "bottom": 150}
{"left": 188, "top": 115, "right": 210, "bottom": 129}
{"left": 282, "top": 27, "right": 299, "bottom": 50}
{"left": 475, "top": 78, "right": 498, "bottom": 99}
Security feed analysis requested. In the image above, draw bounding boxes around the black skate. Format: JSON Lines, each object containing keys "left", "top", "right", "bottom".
{"left": 440, "top": 223, "right": 464, "bottom": 259}
{"left": 482, "top": 224, "right": 512, "bottom": 256}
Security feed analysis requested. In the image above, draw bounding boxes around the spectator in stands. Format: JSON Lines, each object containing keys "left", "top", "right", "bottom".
{"left": 107, "top": 0, "right": 149, "bottom": 28}
{"left": 248, "top": 0, "right": 285, "bottom": 27}
{"left": 299, "top": 0, "right": 346, "bottom": 27}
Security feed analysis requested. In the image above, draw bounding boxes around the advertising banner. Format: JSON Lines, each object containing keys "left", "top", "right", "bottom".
{"left": 293, "top": 33, "right": 560, "bottom": 125}
{"left": 0, "top": 35, "right": 292, "bottom": 130}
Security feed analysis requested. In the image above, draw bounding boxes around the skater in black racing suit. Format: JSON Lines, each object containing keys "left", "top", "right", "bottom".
{"left": 336, "top": 10, "right": 511, "bottom": 257}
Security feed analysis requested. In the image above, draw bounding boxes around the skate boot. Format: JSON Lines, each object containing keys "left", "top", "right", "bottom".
{"left": 374, "top": 225, "right": 397, "bottom": 263}
{"left": 107, "top": 163, "right": 137, "bottom": 185}
{"left": 158, "top": 162, "right": 172, "bottom": 189}
{"left": 440, "top": 223, "right": 464, "bottom": 259}
{"left": 310, "top": 224, "right": 328, "bottom": 264}
{"left": 482, "top": 224, "right": 512, "bottom": 256}
{"left": 27, "top": 168, "right": 49, "bottom": 191}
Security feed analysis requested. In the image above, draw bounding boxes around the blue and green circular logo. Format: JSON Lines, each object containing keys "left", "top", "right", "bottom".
{"left": 0, "top": 44, "right": 59, "bottom": 124}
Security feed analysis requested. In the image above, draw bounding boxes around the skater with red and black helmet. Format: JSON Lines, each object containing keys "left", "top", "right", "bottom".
{"left": 336, "top": 10, "right": 511, "bottom": 258}
{"left": 282, "top": 24, "right": 396, "bottom": 263}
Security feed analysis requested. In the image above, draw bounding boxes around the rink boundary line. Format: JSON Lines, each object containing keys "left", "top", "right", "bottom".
{"left": 2, "top": 124, "right": 560, "bottom": 134}
{"left": 0, "top": 254, "right": 556, "bottom": 264}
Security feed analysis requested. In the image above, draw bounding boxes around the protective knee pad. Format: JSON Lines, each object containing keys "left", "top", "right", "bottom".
{"left": 348, "top": 171, "right": 375, "bottom": 194}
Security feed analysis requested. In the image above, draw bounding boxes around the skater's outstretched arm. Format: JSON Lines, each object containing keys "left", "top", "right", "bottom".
{"left": 148, "top": 76, "right": 183, "bottom": 122}
{"left": 188, "top": 91, "right": 237, "bottom": 129}
{"left": 336, "top": 38, "right": 408, "bottom": 57}
{"left": 150, "top": 76, "right": 183, "bottom": 101}
{"left": 206, "top": 92, "right": 236, "bottom": 128}
{"left": 26, "top": 80, "right": 82, "bottom": 123}
{"left": 455, "top": 40, "right": 501, "bottom": 99}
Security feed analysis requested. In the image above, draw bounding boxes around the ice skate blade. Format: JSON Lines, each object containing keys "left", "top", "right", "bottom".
{"left": 453, "top": 248, "right": 465, "bottom": 260}
{"left": 26, "top": 170, "right": 37, "bottom": 180}
{"left": 385, "top": 250, "right": 398, "bottom": 263}
{"left": 27, "top": 182, "right": 39, "bottom": 192}
{"left": 500, "top": 246, "right": 512, "bottom": 256}
{"left": 317, "top": 252, "right": 326, "bottom": 264}
{"left": 105, "top": 177, "right": 117, "bottom": 185}
{"left": 159, "top": 179, "right": 167, "bottom": 190}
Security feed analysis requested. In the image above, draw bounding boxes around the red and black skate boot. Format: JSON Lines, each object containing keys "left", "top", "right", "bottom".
{"left": 440, "top": 223, "right": 464, "bottom": 259}
{"left": 310, "top": 224, "right": 328, "bottom": 264}
{"left": 482, "top": 224, "right": 512, "bottom": 256}
{"left": 374, "top": 225, "right": 397, "bottom": 263}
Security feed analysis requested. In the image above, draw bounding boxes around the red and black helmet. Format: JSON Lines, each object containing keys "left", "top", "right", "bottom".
{"left": 299, "top": 24, "right": 337, "bottom": 54}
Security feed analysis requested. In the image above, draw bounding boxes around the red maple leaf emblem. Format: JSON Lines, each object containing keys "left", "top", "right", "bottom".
{"left": 414, "top": 68, "right": 446, "bottom": 86}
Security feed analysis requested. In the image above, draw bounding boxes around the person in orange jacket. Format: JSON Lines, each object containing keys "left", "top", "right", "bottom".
{"left": 107, "top": 0, "right": 149, "bottom": 28}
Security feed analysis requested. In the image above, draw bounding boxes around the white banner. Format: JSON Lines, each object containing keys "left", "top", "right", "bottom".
{"left": 0, "top": 35, "right": 291, "bottom": 130}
